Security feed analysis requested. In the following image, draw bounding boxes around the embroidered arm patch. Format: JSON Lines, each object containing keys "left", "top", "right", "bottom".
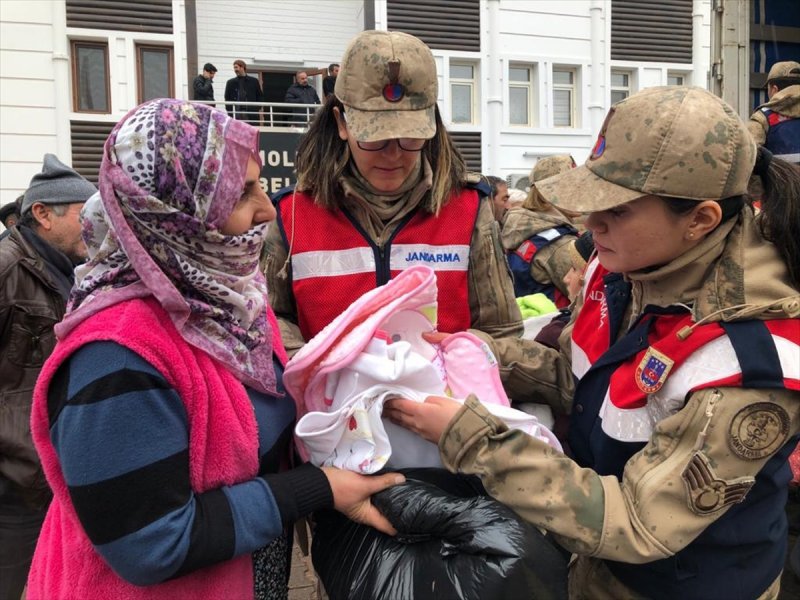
{"left": 682, "top": 451, "right": 755, "bottom": 515}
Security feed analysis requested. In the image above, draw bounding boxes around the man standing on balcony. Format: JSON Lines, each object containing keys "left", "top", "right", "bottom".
{"left": 224, "top": 59, "right": 263, "bottom": 125}
{"left": 192, "top": 62, "right": 217, "bottom": 103}
{"left": 323, "top": 63, "right": 339, "bottom": 100}
{"left": 284, "top": 70, "right": 320, "bottom": 124}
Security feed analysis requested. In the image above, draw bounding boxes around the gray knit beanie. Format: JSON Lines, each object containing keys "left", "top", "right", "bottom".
{"left": 21, "top": 154, "right": 96, "bottom": 214}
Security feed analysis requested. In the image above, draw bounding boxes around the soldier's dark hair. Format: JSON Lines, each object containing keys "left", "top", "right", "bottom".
{"left": 294, "top": 95, "right": 466, "bottom": 215}
{"left": 753, "top": 149, "right": 800, "bottom": 288}
{"left": 662, "top": 195, "right": 745, "bottom": 223}
{"left": 662, "top": 147, "right": 800, "bottom": 289}
{"left": 770, "top": 77, "right": 799, "bottom": 92}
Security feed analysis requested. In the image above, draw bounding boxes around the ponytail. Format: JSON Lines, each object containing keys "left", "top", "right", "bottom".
{"left": 753, "top": 147, "right": 800, "bottom": 289}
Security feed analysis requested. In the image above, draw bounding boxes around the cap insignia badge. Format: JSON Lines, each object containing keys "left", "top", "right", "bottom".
{"left": 382, "top": 59, "right": 405, "bottom": 102}
{"left": 590, "top": 107, "right": 615, "bottom": 160}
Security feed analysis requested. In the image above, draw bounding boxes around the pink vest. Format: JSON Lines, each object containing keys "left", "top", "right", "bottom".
{"left": 279, "top": 189, "right": 478, "bottom": 339}
{"left": 28, "top": 297, "right": 287, "bottom": 600}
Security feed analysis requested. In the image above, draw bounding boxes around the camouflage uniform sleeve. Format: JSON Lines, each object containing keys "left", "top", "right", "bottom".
{"left": 530, "top": 234, "right": 577, "bottom": 299}
{"left": 466, "top": 198, "right": 522, "bottom": 338}
{"left": 440, "top": 386, "right": 800, "bottom": 562}
{"left": 261, "top": 221, "right": 306, "bottom": 356}
{"left": 747, "top": 111, "right": 768, "bottom": 145}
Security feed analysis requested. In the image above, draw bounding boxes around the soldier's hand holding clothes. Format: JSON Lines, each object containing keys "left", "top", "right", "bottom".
{"left": 384, "top": 396, "right": 463, "bottom": 444}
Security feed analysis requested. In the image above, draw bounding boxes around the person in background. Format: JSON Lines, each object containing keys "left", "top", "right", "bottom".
{"left": 502, "top": 154, "right": 580, "bottom": 308}
{"left": 748, "top": 60, "right": 799, "bottom": 165}
{"left": 284, "top": 70, "right": 321, "bottom": 124}
{"left": 322, "top": 63, "right": 339, "bottom": 100}
{"left": 386, "top": 86, "right": 800, "bottom": 600}
{"left": 486, "top": 175, "right": 510, "bottom": 222}
{"left": 192, "top": 62, "right": 218, "bottom": 103}
{"left": 24, "top": 99, "right": 401, "bottom": 600}
{"left": 0, "top": 197, "right": 21, "bottom": 229}
{"left": 0, "top": 154, "right": 95, "bottom": 600}
{"left": 263, "top": 30, "right": 521, "bottom": 362}
{"left": 224, "top": 59, "right": 264, "bottom": 125}
{"left": 531, "top": 230, "right": 595, "bottom": 349}
{"left": 506, "top": 188, "right": 526, "bottom": 210}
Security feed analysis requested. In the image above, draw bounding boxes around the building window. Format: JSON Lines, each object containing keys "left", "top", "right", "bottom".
{"left": 509, "top": 64, "right": 535, "bottom": 126}
{"left": 667, "top": 72, "right": 686, "bottom": 86}
{"left": 71, "top": 40, "right": 110, "bottom": 113}
{"left": 450, "top": 62, "right": 476, "bottom": 124}
{"left": 553, "top": 67, "right": 577, "bottom": 127}
{"left": 610, "top": 70, "right": 631, "bottom": 104}
{"left": 137, "top": 45, "right": 174, "bottom": 103}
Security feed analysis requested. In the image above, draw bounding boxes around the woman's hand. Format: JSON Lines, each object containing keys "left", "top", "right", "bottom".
{"left": 384, "top": 396, "right": 463, "bottom": 445}
{"left": 321, "top": 468, "right": 405, "bottom": 536}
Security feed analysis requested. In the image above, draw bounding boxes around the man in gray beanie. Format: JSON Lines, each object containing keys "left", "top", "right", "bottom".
{"left": 0, "top": 153, "right": 96, "bottom": 600}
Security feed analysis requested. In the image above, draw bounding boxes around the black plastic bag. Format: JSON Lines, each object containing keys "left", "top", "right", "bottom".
{"left": 312, "top": 468, "right": 568, "bottom": 600}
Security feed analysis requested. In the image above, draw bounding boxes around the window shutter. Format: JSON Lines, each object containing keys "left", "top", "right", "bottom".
{"left": 611, "top": 0, "right": 692, "bottom": 63}
{"left": 66, "top": 0, "right": 173, "bottom": 34}
{"left": 387, "top": 0, "right": 480, "bottom": 52}
{"left": 450, "top": 131, "right": 482, "bottom": 173}
{"left": 71, "top": 121, "right": 115, "bottom": 184}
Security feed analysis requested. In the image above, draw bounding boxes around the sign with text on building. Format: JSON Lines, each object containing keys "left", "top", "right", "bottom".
{"left": 258, "top": 130, "right": 303, "bottom": 196}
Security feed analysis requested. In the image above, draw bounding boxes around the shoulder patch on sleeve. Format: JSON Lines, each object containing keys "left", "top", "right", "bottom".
{"left": 727, "top": 402, "right": 791, "bottom": 460}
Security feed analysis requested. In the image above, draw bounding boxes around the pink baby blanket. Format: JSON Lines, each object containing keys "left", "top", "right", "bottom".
{"left": 284, "top": 265, "right": 561, "bottom": 472}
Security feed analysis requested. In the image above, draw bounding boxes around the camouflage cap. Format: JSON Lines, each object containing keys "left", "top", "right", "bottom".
{"left": 530, "top": 154, "right": 576, "bottom": 183}
{"left": 537, "top": 87, "right": 757, "bottom": 212}
{"left": 334, "top": 30, "right": 437, "bottom": 142}
{"left": 766, "top": 60, "right": 800, "bottom": 84}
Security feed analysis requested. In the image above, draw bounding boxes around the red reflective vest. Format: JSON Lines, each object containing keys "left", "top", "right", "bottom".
{"left": 276, "top": 188, "right": 479, "bottom": 339}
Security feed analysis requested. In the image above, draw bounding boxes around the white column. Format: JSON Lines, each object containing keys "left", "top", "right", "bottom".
{"left": 52, "top": 0, "right": 72, "bottom": 163}
{"left": 692, "top": 0, "right": 708, "bottom": 88}
{"left": 485, "top": 0, "right": 502, "bottom": 175}
{"left": 588, "top": 0, "right": 606, "bottom": 135}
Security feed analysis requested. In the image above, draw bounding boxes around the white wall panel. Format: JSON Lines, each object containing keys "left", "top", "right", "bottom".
{"left": 0, "top": 50, "right": 57, "bottom": 81}
{"left": 0, "top": 79, "right": 57, "bottom": 108}
{"left": 0, "top": 0, "right": 57, "bottom": 206}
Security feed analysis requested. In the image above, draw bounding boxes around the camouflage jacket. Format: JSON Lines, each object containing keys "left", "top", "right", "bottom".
{"left": 500, "top": 206, "right": 578, "bottom": 300}
{"left": 439, "top": 208, "right": 800, "bottom": 599}
{"left": 747, "top": 84, "right": 800, "bottom": 145}
{"left": 262, "top": 187, "right": 523, "bottom": 356}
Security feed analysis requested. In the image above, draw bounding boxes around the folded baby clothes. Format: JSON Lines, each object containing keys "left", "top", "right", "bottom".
{"left": 285, "top": 266, "right": 562, "bottom": 473}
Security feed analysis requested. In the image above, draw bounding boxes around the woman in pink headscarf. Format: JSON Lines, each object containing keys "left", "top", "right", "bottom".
{"left": 26, "top": 98, "right": 401, "bottom": 600}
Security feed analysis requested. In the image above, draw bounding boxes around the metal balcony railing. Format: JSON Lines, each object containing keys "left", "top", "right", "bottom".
{"left": 192, "top": 100, "right": 319, "bottom": 129}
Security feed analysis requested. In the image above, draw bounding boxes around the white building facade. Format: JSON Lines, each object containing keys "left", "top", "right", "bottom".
{"left": 1, "top": 0, "right": 713, "bottom": 208}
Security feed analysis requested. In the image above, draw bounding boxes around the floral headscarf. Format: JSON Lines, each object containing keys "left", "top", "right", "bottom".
{"left": 56, "top": 99, "right": 278, "bottom": 394}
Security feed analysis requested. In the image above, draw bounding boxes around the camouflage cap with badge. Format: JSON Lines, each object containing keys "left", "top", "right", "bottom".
{"left": 537, "top": 86, "right": 757, "bottom": 212}
{"left": 334, "top": 30, "right": 437, "bottom": 143}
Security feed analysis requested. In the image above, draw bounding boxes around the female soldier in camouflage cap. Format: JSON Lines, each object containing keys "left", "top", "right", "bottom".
{"left": 262, "top": 30, "right": 520, "bottom": 357}
{"left": 387, "top": 86, "right": 800, "bottom": 600}
{"left": 502, "top": 154, "right": 581, "bottom": 307}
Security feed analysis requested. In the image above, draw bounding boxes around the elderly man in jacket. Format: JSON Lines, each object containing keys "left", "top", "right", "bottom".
{"left": 0, "top": 154, "right": 95, "bottom": 600}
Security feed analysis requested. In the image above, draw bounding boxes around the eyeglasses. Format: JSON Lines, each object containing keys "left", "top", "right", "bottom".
{"left": 356, "top": 138, "right": 427, "bottom": 152}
